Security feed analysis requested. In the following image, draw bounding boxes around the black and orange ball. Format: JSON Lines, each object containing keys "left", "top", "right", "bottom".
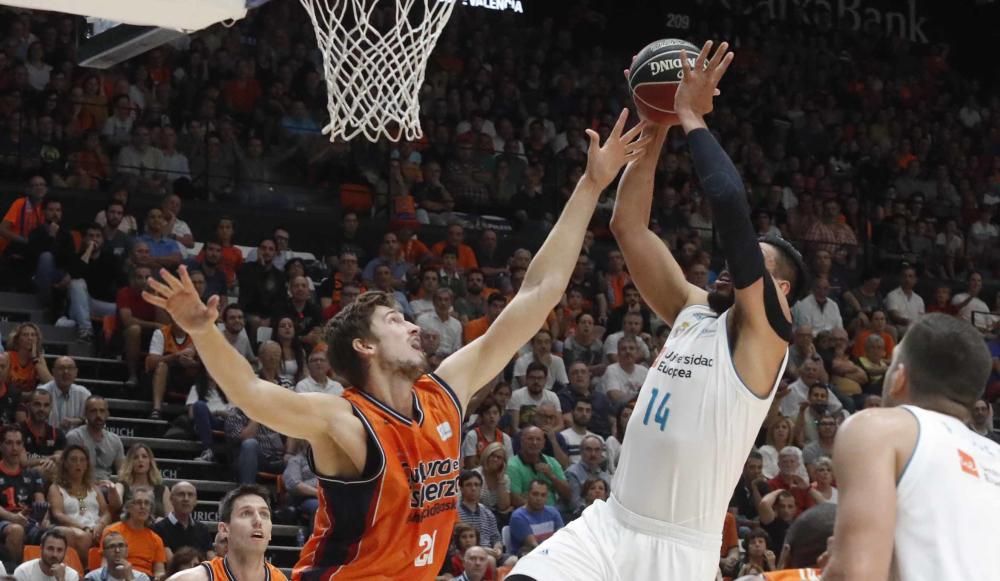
{"left": 628, "top": 38, "right": 700, "bottom": 125}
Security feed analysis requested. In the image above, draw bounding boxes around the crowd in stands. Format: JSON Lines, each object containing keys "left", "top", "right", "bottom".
{"left": 0, "top": 1, "right": 996, "bottom": 580}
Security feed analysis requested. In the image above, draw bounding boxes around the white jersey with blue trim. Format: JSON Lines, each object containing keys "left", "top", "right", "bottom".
{"left": 611, "top": 304, "right": 785, "bottom": 535}
{"left": 891, "top": 405, "right": 1000, "bottom": 581}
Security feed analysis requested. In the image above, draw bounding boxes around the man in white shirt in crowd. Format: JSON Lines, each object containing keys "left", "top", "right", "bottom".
{"left": 159, "top": 128, "right": 191, "bottom": 183}
{"left": 952, "top": 271, "right": 995, "bottom": 333}
{"left": 779, "top": 357, "right": 845, "bottom": 419}
{"left": 885, "top": 264, "right": 924, "bottom": 337}
{"left": 39, "top": 356, "right": 90, "bottom": 431}
{"left": 294, "top": 350, "right": 344, "bottom": 396}
{"left": 792, "top": 276, "right": 842, "bottom": 335}
{"left": 14, "top": 529, "right": 79, "bottom": 581}
{"left": 513, "top": 330, "right": 568, "bottom": 390}
{"left": 559, "top": 398, "right": 598, "bottom": 463}
{"left": 601, "top": 337, "right": 648, "bottom": 403}
{"left": 160, "top": 194, "right": 193, "bottom": 252}
{"left": 603, "top": 312, "right": 651, "bottom": 364}
{"left": 508, "top": 363, "right": 561, "bottom": 430}
{"left": 415, "top": 288, "right": 463, "bottom": 356}
{"left": 217, "top": 305, "right": 256, "bottom": 366}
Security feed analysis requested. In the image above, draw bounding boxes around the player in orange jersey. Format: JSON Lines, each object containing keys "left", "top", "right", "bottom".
{"left": 169, "top": 485, "right": 286, "bottom": 581}
{"left": 145, "top": 110, "right": 649, "bottom": 581}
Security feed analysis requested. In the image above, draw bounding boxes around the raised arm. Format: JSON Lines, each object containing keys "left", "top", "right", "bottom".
{"left": 436, "top": 110, "right": 649, "bottom": 408}
{"left": 821, "top": 409, "right": 914, "bottom": 581}
{"left": 610, "top": 123, "right": 706, "bottom": 327}
{"left": 144, "top": 267, "right": 365, "bottom": 478}
{"left": 675, "top": 42, "right": 791, "bottom": 398}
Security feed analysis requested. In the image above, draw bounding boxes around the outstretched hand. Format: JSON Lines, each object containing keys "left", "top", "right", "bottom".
{"left": 583, "top": 108, "right": 651, "bottom": 190}
{"left": 142, "top": 265, "right": 221, "bottom": 335}
{"left": 675, "top": 40, "right": 733, "bottom": 121}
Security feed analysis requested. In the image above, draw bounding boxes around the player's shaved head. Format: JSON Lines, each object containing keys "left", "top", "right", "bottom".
{"left": 784, "top": 503, "right": 837, "bottom": 567}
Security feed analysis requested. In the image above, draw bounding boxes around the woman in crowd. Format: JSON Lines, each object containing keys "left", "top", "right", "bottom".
{"left": 473, "top": 442, "right": 511, "bottom": 522}
{"left": 758, "top": 417, "right": 795, "bottom": 480}
{"left": 256, "top": 341, "right": 292, "bottom": 389}
{"left": 572, "top": 478, "right": 608, "bottom": 520}
{"left": 858, "top": 333, "right": 890, "bottom": 394}
{"left": 604, "top": 398, "right": 636, "bottom": 474}
{"left": 48, "top": 445, "right": 111, "bottom": 563}
{"left": 6, "top": 323, "right": 52, "bottom": 395}
{"left": 273, "top": 316, "right": 306, "bottom": 384}
{"left": 115, "top": 443, "right": 173, "bottom": 520}
{"left": 809, "top": 456, "right": 838, "bottom": 504}
{"left": 462, "top": 397, "right": 513, "bottom": 469}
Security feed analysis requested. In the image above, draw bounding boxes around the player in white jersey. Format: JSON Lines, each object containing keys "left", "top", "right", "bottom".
{"left": 821, "top": 313, "right": 999, "bottom": 581}
{"left": 509, "top": 41, "right": 810, "bottom": 581}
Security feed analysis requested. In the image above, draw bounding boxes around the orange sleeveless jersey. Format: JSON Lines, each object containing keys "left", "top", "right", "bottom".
{"left": 201, "top": 557, "right": 287, "bottom": 581}
{"left": 293, "top": 373, "right": 463, "bottom": 581}
{"left": 763, "top": 568, "right": 821, "bottom": 580}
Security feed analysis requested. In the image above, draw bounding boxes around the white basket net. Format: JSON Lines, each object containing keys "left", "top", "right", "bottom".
{"left": 299, "top": 0, "right": 458, "bottom": 143}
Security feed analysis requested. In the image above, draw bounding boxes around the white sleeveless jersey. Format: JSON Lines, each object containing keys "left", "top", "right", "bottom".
{"left": 611, "top": 304, "right": 785, "bottom": 535}
{"left": 891, "top": 405, "right": 1000, "bottom": 581}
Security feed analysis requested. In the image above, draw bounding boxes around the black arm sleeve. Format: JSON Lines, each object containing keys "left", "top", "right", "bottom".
{"left": 687, "top": 128, "right": 792, "bottom": 341}
{"left": 686, "top": 128, "right": 764, "bottom": 290}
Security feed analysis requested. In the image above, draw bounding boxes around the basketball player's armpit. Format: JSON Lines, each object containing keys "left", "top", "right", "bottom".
{"left": 686, "top": 128, "right": 765, "bottom": 290}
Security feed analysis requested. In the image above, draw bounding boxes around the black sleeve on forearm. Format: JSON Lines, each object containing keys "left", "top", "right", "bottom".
{"left": 686, "top": 128, "right": 765, "bottom": 290}
{"left": 688, "top": 128, "right": 792, "bottom": 341}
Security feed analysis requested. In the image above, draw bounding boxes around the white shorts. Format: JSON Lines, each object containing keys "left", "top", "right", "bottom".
{"left": 509, "top": 495, "right": 721, "bottom": 581}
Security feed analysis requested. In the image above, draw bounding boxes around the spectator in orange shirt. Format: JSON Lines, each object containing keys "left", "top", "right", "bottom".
{"left": 396, "top": 226, "right": 432, "bottom": 265}
{"left": 464, "top": 293, "right": 507, "bottom": 344}
{"left": 5, "top": 322, "right": 53, "bottom": 394}
{"left": 431, "top": 223, "right": 479, "bottom": 270}
{"left": 222, "top": 59, "right": 262, "bottom": 117}
{"left": 102, "top": 488, "right": 167, "bottom": 578}
{"left": 719, "top": 511, "right": 742, "bottom": 577}
{"left": 0, "top": 174, "right": 47, "bottom": 257}
{"left": 603, "top": 249, "right": 631, "bottom": 310}
{"left": 197, "top": 216, "right": 243, "bottom": 289}
{"left": 851, "top": 310, "right": 896, "bottom": 359}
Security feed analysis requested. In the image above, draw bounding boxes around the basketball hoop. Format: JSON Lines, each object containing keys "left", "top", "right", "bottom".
{"left": 299, "top": 0, "right": 457, "bottom": 143}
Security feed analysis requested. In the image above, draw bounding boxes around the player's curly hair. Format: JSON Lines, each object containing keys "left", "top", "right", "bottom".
{"left": 324, "top": 291, "right": 397, "bottom": 388}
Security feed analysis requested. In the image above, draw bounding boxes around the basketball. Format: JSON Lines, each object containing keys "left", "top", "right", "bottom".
{"left": 628, "top": 38, "right": 701, "bottom": 125}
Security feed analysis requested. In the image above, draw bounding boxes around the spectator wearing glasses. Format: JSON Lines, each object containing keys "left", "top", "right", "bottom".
{"left": 101, "top": 489, "right": 166, "bottom": 579}
{"left": 84, "top": 532, "right": 151, "bottom": 581}
{"left": 294, "top": 349, "right": 344, "bottom": 396}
